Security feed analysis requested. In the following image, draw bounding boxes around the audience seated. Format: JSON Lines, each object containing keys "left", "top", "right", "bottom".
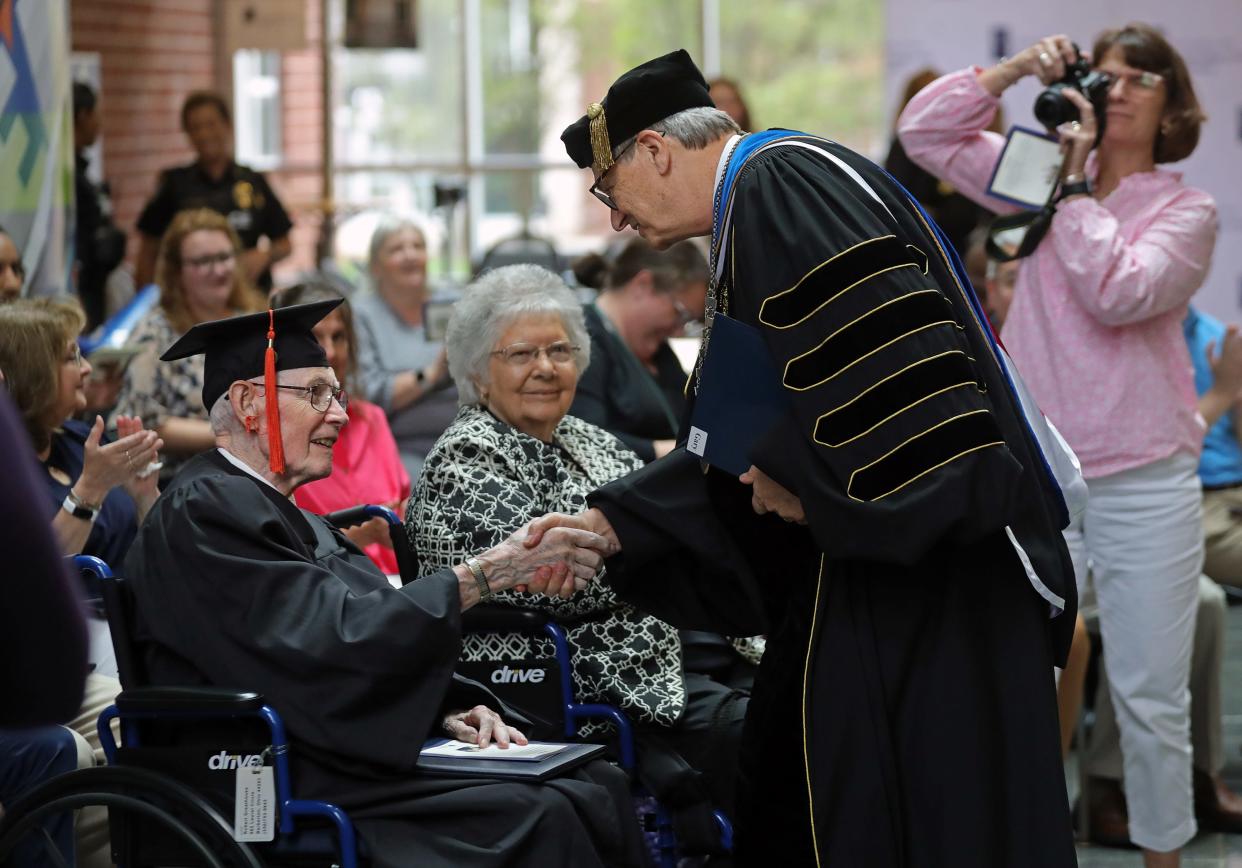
{"left": 0, "top": 224, "right": 26, "bottom": 302}
{"left": 1186, "top": 305, "right": 1242, "bottom": 590}
{"left": 275, "top": 281, "right": 411, "bottom": 575}
{"left": 0, "top": 384, "right": 96, "bottom": 866}
{"left": 352, "top": 217, "right": 458, "bottom": 481}
{"left": 123, "top": 299, "right": 644, "bottom": 867}
{"left": 570, "top": 238, "right": 706, "bottom": 462}
{"left": 133, "top": 91, "right": 292, "bottom": 291}
{"left": 0, "top": 298, "right": 161, "bottom": 566}
{"left": 113, "top": 208, "right": 265, "bottom": 484}
{"left": 410, "top": 265, "right": 747, "bottom": 839}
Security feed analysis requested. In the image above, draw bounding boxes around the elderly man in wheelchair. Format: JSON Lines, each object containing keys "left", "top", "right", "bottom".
{"left": 92, "top": 300, "right": 646, "bottom": 867}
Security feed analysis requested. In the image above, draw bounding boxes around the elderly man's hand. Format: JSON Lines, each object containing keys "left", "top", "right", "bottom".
{"left": 441, "top": 705, "right": 527, "bottom": 749}
{"left": 525, "top": 509, "right": 620, "bottom": 556}
{"left": 477, "top": 519, "right": 610, "bottom": 600}
{"left": 740, "top": 465, "right": 807, "bottom": 525}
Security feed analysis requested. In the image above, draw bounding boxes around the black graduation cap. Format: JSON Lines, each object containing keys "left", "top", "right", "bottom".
{"left": 160, "top": 299, "right": 342, "bottom": 473}
{"left": 561, "top": 49, "right": 715, "bottom": 173}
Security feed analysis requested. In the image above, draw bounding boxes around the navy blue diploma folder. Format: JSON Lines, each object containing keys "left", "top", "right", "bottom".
{"left": 686, "top": 314, "right": 790, "bottom": 476}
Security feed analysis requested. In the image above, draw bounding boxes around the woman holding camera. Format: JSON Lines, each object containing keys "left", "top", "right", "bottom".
{"left": 898, "top": 24, "right": 1216, "bottom": 867}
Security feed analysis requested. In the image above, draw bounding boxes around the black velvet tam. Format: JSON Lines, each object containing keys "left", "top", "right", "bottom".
{"left": 561, "top": 49, "right": 715, "bottom": 171}
{"left": 160, "top": 299, "right": 342, "bottom": 409}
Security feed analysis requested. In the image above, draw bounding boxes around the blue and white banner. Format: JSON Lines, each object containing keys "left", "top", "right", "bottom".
{"left": 0, "top": 0, "right": 73, "bottom": 297}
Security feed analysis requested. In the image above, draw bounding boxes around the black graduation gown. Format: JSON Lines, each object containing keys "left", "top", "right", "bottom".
{"left": 123, "top": 450, "right": 645, "bottom": 868}
{"left": 588, "top": 138, "right": 1078, "bottom": 867}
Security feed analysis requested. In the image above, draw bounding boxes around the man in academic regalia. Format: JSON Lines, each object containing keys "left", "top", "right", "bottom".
{"left": 542, "top": 50, "right": 1082, "bottom": 866}
{"left": 122, "top": 300, "right": 646, "bottom": 868}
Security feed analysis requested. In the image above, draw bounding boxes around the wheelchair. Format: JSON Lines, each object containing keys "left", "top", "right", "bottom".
{"left": 328, "top": 506, "right": 735, "bottom": 865}
{"left": 0, "top": 554, "right": 366, "bottom": 868}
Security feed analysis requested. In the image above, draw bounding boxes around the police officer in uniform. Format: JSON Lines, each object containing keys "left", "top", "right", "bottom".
{"left": 134, "top": 91, "right": 292, "bottom": 291}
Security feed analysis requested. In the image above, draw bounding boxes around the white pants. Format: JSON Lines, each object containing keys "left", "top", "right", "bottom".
{"left": 1065, "top": 452, "right": 1202, "bottom": 852}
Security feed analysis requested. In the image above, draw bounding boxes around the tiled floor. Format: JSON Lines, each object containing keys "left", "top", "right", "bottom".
{"left": 1073, "top": 599, "right": 1242, "bottom": 866}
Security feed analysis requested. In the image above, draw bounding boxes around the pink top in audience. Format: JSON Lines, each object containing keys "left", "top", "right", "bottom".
{"left": 294, "top": 399, "right": 410, "bottom": 575}
{"left": 897, "top": 68, "right": 1217, "bottom": 478}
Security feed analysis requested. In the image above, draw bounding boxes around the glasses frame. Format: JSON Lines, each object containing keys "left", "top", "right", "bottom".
{"left": 588, "top": 137, "right": 642, "bottom": 211}
{"left": 490, "top": 341, "right": 580, "bottom": 367}
{"left": 251, "top": 380, "right": 349, "bottom": 413}
{"left": 184, "top": 250, "right": 237, "bottom": 271}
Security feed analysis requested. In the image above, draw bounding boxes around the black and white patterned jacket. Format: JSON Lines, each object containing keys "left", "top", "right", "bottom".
{"left": 409, "top": 404, "right": 687, "bottom": 728}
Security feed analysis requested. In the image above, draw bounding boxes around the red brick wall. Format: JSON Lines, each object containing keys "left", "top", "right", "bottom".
{"left": 70, "top": 0, "right": 324, "bottom": 282}
{"left": 268, "top": 0, "right": 324, "bottom": 279}
{"left": 69, "top": 0, "right": 217, "bottom": 264}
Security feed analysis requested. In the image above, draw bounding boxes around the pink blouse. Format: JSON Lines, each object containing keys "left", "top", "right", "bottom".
{"left": 294, "top": 399, "right": 411, "bottom": 574}
{"left": 897, "top": 68, "right": 1218, "bottom": 478}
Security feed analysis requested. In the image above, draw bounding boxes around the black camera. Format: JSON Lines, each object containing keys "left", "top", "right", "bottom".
{"left": 1033, "top": 47, "right": 1112, "bottom": 132}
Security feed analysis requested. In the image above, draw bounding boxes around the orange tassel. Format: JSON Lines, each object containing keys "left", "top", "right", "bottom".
{"left": 264, "top": 309, "right": 285, "bottom": 474}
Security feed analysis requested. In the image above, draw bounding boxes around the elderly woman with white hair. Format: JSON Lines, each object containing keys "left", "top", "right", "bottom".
{"left": 409, "top": 264, "right": 747, "bottom": 845}
{"left": 352, "top": 217, "right": 457, "bottom": 480}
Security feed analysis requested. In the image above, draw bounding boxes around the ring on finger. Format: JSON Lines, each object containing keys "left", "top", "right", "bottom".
{"left": 1069, "top": 120, "right": 1082, "bottom": 131}
{"left": 1038, "top": 51, "right": 1053, "bottom": 67}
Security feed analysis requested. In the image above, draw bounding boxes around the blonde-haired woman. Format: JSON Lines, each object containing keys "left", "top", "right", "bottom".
{"left": 113, "top": 208, "right": 264, "bottom": 481}
{"left": 0, "top": 298, "right": 160, "bottom": 562}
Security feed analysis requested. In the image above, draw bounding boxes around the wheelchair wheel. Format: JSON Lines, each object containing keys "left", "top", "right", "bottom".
{"left": 0, "top": 765, "right": 263, "bottom": 868}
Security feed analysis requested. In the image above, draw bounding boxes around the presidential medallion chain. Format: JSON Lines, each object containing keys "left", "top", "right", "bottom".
{"left": 694, "top": 134, "right": 743, "bottom": 394}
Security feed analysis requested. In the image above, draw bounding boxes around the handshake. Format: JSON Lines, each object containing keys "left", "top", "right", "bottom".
{"left": 463, "top": 508, "right": 621, "bottom": 604}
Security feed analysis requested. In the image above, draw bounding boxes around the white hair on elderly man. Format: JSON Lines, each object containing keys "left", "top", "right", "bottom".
{"left": 445, "top": 264, "right": 591, "bottom": 405}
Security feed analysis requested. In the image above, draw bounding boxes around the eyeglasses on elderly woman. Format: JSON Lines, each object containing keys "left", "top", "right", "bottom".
{"left": 490, "top": 341, "right": 579, "bottom": 367}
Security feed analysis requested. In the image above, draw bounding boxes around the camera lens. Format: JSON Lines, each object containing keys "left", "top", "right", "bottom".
{"left": 1034, "top": 84, "right": 1077, "bottom": 128}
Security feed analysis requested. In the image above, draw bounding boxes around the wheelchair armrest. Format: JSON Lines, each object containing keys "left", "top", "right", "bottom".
{"left": 325, "top": 504, "right": 400, "bottom": 529}
{"left": 116, "top": 687, "right": 264, "bottom": 714}
{"left": 461, "top": 606, "right": 552, "bottom": 636}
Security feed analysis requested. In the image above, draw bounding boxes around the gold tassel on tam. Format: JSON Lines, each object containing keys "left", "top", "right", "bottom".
{"left": 588, "top": 103, "right": 614, "bottom": 174}
{"left": 263, "top": 309, "right": 286, "bottom": 474}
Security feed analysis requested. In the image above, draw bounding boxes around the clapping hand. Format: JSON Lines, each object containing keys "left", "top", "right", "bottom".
{"left": 76, "top": 415, "right": 162, "bottom": 507}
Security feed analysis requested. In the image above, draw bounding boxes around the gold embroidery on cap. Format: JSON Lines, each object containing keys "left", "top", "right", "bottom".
{"left": 588, "top": 103, "right": 614, "bottom": 174}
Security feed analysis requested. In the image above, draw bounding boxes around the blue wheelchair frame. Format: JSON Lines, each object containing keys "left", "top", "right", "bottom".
{"left": 80, "top": 554, "right": 362, "bottom": 868}
{"left": 329, "top": 509, "right": 733, "bottom": 862}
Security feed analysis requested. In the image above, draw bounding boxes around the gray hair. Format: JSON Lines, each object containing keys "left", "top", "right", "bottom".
{"left": 446, "top": 264, "right": 590, "bottom": 405}
{"left": 209, "top": 393, "right": 238, "bottom": 435}
{"left": 367, "top": 216, "right": 426, "bottom": 273}
{"left": 614, "top": 106, "right": 740, "bottom": 160}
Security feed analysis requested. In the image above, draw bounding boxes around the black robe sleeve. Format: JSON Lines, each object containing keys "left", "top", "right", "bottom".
{"left": 727, "top": 146, "right": 1025, "bottom": 565}
{"left": 588, "top": 448, "right": 807, "bottom": 636}
{"left": 124, "top": 467, "right": 469, "bottom": 772}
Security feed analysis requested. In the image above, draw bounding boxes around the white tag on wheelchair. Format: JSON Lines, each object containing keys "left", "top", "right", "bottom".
{"left": 233, "top": 766, "right": 276, "bottom": 842}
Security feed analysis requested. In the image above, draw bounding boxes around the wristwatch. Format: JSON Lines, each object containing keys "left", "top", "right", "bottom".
{"left": 62, "top": 489, "right": 100, "bottom": 522}
{"left": 464, "top": 556, "right": 493, "bottom": 600}
{"left": 1058, "top": 174, "right": 1092, "bottom": 201}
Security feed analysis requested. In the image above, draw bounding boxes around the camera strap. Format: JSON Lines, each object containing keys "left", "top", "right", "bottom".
{"left": 986, "top": 184, "right": 1060, "bottom": 263}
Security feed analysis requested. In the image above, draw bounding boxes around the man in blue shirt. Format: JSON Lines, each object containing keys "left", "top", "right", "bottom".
{"left": 1185, "top": 305, "right": 1242, "bottom": 585}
